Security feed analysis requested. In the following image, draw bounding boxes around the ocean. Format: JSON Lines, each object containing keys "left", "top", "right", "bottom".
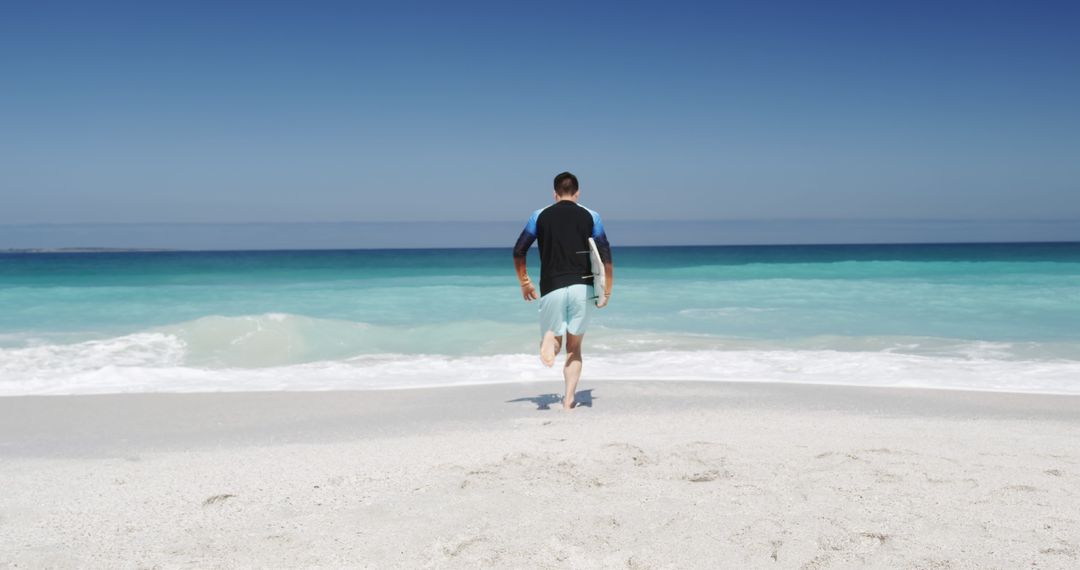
{"left": 2, "top": 242, "right": 1079, "bottom": 396}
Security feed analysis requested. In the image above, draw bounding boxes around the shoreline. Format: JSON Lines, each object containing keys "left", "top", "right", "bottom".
{"left": 4, "top": 373, "right": 1080, "bottom": 403}
{"left": 3, "top": 380, "right": 1079, "bottom": 457}
{"left": 5, "top": 345, "right": 1080, "bottom": 398}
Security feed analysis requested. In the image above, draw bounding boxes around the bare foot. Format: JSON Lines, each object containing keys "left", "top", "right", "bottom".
{"left": 562, "top": 396, "right": 575, "bottom": 410}
{"left": 540, "top": 331, "right": 557, "bottom": 367}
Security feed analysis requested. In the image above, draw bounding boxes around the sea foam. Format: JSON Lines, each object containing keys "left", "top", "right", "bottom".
{"left": 2, "top": 313, "right": 1078, "bottom": 396}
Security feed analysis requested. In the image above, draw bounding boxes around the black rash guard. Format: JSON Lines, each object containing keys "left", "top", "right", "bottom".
{"left": 513, "top": 200, "right": 612, "bottom": 297}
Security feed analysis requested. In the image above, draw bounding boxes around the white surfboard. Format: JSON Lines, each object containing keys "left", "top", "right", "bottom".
{"left": 588, "top": 237, "right": 607, "bottom": 307}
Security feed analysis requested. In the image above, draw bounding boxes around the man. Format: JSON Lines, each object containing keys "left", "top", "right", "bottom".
{"left": 513, "top": 171, "right": 614, "bottom": 410}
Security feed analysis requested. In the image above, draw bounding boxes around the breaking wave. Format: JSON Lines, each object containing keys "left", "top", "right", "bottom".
{"left": 2, "top": 313, "right": 1079, "bottom": 396}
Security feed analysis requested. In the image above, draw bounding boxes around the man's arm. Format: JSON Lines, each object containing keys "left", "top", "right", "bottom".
{"left": 513, "top": 254, "right": 538, "bottom": 301}
{"left": 513, "top": 216, "right": 539, "bottom": 301}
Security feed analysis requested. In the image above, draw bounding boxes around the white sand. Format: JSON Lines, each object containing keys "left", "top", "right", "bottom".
{"left": 2, "top": 381, "right": 1079, "bottom": 568}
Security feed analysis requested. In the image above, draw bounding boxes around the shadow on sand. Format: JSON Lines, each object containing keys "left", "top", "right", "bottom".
{"left": 507, "top": 389, "right": 595, "bottom": 411}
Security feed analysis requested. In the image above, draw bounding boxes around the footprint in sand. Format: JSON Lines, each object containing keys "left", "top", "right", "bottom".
{"left": 603, "top": 442, "right": 654, "bottom": 467}
{"left": 202, "top": 494, "right": 236, "bottom": 507}
{"left": 998, "top": 484, "right": 1043, "bottom": 493}
{"left": 684, "top": 469, "right": 731, "bottom": 483}
{"left": 432, "top": 535, "right": 488, "bottom": 560}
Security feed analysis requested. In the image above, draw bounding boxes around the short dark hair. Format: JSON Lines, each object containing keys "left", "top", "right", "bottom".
{"left": 553, "top": 171, "right": 579, "bottom": 196}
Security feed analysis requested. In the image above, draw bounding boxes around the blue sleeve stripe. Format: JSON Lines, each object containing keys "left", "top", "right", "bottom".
{"left": 581, "top": 205, "right": 612, "bottom": 263}
{"left": 582, "top": 205, "right": 605, "bottom": 239}
{"left": 524, "top": 208, "right": 543, "bottom": 237}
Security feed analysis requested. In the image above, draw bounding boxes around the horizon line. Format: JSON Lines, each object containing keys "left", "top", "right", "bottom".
{"left": 3, "top": 217, "right": 1080, "bottom": 227}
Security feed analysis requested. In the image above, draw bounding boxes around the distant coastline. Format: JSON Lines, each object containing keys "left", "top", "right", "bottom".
{"left": 2, "top": 247, "right": 176, "bottom": 254}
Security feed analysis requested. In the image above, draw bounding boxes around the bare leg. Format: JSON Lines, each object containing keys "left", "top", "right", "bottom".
{"left": 562, "top": 333, "right": 584, "bottom": 410}
{"left": 540, "top": 332, "right": 562, "bottom": 367}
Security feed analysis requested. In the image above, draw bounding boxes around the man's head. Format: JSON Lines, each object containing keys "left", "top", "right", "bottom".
{"left": 553, "top": 171, "right": 579, "bottom": 200}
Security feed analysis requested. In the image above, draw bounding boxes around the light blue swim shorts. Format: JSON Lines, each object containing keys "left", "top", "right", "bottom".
{"left": 538, "top": 284, "right": 594, "bottom": 337}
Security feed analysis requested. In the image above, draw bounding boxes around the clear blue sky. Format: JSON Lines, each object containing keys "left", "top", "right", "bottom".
{"left": 2, "top": 1, "right": 1078, "bottom": 232}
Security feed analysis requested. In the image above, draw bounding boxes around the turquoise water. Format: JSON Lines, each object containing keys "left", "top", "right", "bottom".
{"left": 2, "top": 243, "right": 1080, "bottom": 395}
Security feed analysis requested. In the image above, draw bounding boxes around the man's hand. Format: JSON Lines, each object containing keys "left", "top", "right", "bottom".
{"left": 521, "top": 280, "right": 539, "bottom": 301}
{"left": 596, "top": 262, "right": 614, "bottom": 309}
